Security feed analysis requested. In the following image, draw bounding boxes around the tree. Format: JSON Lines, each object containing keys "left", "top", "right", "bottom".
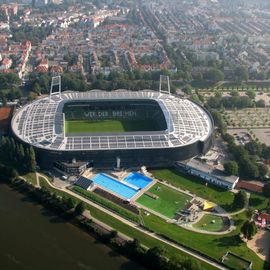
{"left": 256, "top": 99, "right": 266, "bottom": 108}
{"left": 75, "top": 202, "right": 85, "bottom": 215}
{"left": 257, "top": 163, "right": 268, "bottom": 179}
{"left": 224, "top": 161, "right": 239, "bottom": 176}
{"left": 233, "top": 190, "right": 247, "bottom": 209}
{"left": 109, "top": 230, "right": 118, "bottom": 239}
{"left": 234, "top": 66, "right": 249, "bottom": 83}
{"left": 244, "top": 159, "right": 259, "bottom": 178}
{"left": 241, "top": 220, "right": 257, "bottom": 240}
{"left": 210, "top": 109, "right": 227, "bottom": 134}
{"left": 145, "top": 247, "right": 166, "bottom": 269}
{"left": 263, "top": 182, "right": 270, "bottom": 198}
{"left": 222, "top": 133, "right": 235, "bottom": 145}
{"left": 182, "top": 84, "right": 192, "bottom": 95}
{"left": 230, "top": 89, "right": 239, "bottom": 97}
{"left": 207, "top": 96, "right": 221, "bottom": 109}
{"left": 246, "top": 89, "right": 256, "bottom": 100}
{"left": 205, "top": 68, "right": 224, "bottom": 82}
{"left": 28, "top": 146, "right": 36, "bottom": 172}
{"left": 244, "top": 141, "right": 262, "bottom": 156}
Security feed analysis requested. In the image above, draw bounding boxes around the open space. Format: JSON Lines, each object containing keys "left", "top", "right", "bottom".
{"left": 247, "top": 230, "right": 270, "bottom": 262}
{"left": 65, "top": 119, "right": 161, "bottom": 134}
{"left": 223, "top": 252, "right": 252, "bottom": 270}
{"left": 136, "top": 183, "right": 191, "bottom": 218}
{"left": 227, "top": 127, "right": 270, "bottom": 146}
{"left": 222, "top": 108, "right": 270, "bottom": 129}
{"left": 150, "top": 168, "right": 235, "bottom": 211}
{"left": 192, "top": 214, "right": 224, "bottom": 232}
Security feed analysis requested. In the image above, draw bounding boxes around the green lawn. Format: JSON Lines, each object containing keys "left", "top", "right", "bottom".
{"left": 249, "top": 193, "right": 269, "bottom": 211}
{"left": 65, "top": 119, "right": 160, "bottom": 133}
{"left": 21, "top": 172, "right": 37, "bottom": 186}
{"left": 136, "top": 183, "right": 191, "bottom": 218}
{"left": 142, "top": 212, "right": 264, "bottom": 270}
{"left": 192, "top": 214, "right": 224, "bottom": 232}
{"left": 150, "top": 168, "right": 235, "bottom": 211}
{"left": 223, "top": 253, "right": 251, "bottom": 270}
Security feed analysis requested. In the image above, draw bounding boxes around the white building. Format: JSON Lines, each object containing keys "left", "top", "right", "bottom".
{"left": 177, "top": 159, "right": 239, "bottom": 190}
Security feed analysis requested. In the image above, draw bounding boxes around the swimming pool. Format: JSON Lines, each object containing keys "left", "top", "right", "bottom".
{"left": 92, "top": 173, "right": 138, "bottom": 199}
{"left": 124, "top": 172, "right": 152, "bottom": 189}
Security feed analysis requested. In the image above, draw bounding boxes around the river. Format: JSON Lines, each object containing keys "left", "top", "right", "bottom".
{"left": 0, "top": 183, "right": 145, "bottom": 270}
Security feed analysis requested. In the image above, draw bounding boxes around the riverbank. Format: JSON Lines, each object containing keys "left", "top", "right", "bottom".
{"left": 0, "top": 182, "right": 145, "bottom": 270}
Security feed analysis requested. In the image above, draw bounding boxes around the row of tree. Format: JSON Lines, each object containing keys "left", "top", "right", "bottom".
{"left": 27, "top": 70, "right": 178, "bottom": 96}
{"left": 0, "top": 136, "right": 36, "bottom": 173}
{"left": 207, "top": 94, "right": 265, "bottom": 110}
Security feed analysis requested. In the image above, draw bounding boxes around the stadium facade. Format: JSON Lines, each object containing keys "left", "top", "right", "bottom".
{"left": 11, "top": 89, "right": 214, "bottom": 168}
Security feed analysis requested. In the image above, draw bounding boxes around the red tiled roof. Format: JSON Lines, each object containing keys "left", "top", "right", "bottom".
{"left": 2, "top": 57, "right": 11, "bottom": 65}
{"left": 36, "top": 66, "right": 48, "bottom": 73}
{"left": 258, "top": 213, "right": 270, "bottom": 222}
{"left": 0, "top": 106, "right": 12, "bottom": 131}
{"left": 50, "top": 65, "right": 63, "bottom": 73}
{"left": 236, "top": 180, "right": 264, "bottom": 193}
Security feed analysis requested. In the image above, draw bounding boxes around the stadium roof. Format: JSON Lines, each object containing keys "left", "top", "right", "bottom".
{"left": 12, "top": 90, "right": 213, "bottom": 151}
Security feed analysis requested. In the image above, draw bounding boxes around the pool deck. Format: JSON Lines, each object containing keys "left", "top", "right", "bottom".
{"left": 82, "top": 169, "right": 155, "bottom": 201}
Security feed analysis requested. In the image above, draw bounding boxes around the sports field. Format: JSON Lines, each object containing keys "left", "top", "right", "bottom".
{"left": 65, "top": 119, "right": 160, "bottom": 133}
{"left": 223, "top": 252, "right": 251, "bottom": 270}
{"left": 192, "top": 214, "right": 224, "bottom": 232}
{"left": 136, "top": 183, "right": 191, "bottom": 219}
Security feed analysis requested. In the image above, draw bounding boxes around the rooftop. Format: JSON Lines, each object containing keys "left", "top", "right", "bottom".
{"left": 186, "top": 159, "right": 239, "bottom": 185}
{"left": 11, "top": 90, "right": 213, "bottom": 151}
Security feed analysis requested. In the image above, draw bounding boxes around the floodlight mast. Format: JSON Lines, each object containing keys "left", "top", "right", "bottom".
{"left": 49, "top": 76, "right": 62, "bottom": 101}
{"left": 63, "top": 113, "right": 66, "bottom": 139}
{"left": 159, "top": 75, "right": 171, "bottom": 96}
{"left": 159, "top": 75, "right": 171, "bottom": 137}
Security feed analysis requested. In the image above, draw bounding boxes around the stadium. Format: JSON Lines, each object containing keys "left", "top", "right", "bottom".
{"left": 11, "top": 85, "right": 214, "bottom": 169}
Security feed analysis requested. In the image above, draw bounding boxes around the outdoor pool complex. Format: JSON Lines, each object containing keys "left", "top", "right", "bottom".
{"left": 92, "top": 172, "right": 152, "bottom": 199}
{"left": 123, "top": 172, "right": 152, "bottom": 189}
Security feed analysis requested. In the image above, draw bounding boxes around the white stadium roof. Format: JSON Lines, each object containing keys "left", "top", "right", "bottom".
{"left": 12, "top": 90, "right": 213, "bottom": 151}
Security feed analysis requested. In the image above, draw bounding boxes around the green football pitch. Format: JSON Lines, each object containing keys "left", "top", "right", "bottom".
{"left": 65, "top": 119, "right": 161, "bottom": 133}
{"left": 136, "top": 183, "right": 191, "bottom": 219}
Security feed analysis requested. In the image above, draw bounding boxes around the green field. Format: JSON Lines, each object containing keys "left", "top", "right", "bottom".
{"left": 65, "top": 119, "right": 160, "bottom": 133}
{"left": 223, "top": 253, "right": 251, "bottom": 270}
{"left": 136, "top": 183, "right": 191, "bottom": 218}
{"left": 193, "top": 214, "right": 224, "bottom": 232}
{"left": 150, "top": 169, "right": 236, "bottom": 211}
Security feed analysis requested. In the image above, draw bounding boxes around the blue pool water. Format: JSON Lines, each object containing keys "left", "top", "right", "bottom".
{"left": 92, "top": 173, "right": 138, "bottom": 199}
{"left": 124, "top": 172, "right": 152, "bottom": 189}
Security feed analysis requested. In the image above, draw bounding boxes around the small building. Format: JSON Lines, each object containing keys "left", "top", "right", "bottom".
{"left": 236, "top": 180, "right": 264, "bottom": 194}
{"left": 53, "top": 160, "right": 89, "bottom": 175}
{"left": 177, "top": 159, "right": 239, "bottom": 190}
{"left": 255, "top": 212, "right": 270, "bottom": 229}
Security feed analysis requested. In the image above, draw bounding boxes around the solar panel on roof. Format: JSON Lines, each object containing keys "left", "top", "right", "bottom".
{"left": 74, "top": 176, "right": 93, "bottom": 190}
